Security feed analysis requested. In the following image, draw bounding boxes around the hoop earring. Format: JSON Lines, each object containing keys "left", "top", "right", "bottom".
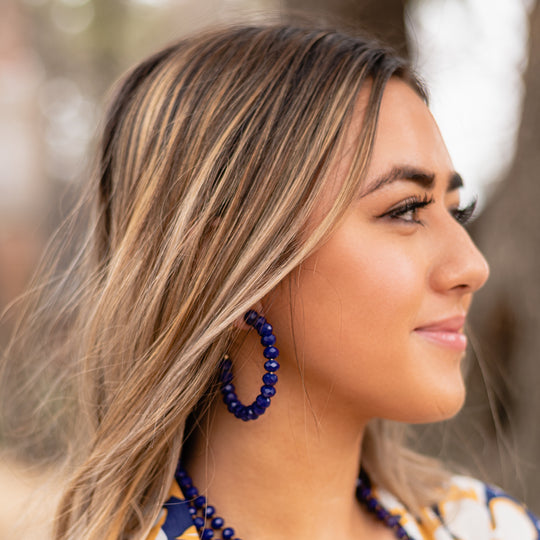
{"left": 219, "top": 309, "right": 280, "bottom": 421}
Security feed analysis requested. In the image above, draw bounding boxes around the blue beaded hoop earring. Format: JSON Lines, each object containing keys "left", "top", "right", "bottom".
{"left": 219, "top": 309, "right": 280, "bottom": 421}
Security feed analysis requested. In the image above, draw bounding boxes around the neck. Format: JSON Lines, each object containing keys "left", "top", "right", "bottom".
{"left": 184, "top": 344, "right": 382, "bottom": 540}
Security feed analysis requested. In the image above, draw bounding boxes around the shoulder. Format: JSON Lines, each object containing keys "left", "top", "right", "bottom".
{"left": 374, "top": 475, "right": 540, "bottom": 540}
{"left": 427, "top": 475, "right": 540, "bottom": 540}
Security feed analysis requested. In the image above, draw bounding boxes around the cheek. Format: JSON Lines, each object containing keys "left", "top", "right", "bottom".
{"left": 274, "top": 224, "right": 427, "bottom": 387}
{"left": 265, "top": 221, "right": 464, "bottom": 423}
{"left": 299, "top": 227, "right": 424, "bottom": 338}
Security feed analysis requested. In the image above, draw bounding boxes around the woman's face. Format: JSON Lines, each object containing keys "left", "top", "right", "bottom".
{"left": 265, "top": 78, "right": 490, "bottom": 423}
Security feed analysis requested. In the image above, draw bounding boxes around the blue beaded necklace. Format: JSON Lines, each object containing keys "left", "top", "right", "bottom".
{"left": 176, "top": 465, "right": 414, "bottom": 540}
{"left": 356, "top": 469, "right": 414, "bottom": 540}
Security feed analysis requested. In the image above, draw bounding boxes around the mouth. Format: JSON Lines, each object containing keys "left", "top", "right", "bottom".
{"left": 413, "top": 315, "right": 467, "bottom": 351}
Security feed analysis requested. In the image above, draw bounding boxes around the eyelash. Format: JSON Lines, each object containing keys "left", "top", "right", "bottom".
{"left": 385, "top": 194, "right": 477, "bottom": 226}
{"left": 452, "top": 197, "right": 478, "bottom": 225}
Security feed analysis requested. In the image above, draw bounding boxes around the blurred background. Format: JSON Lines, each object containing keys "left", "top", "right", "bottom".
{"left": 1, "top": 0, "right": 539, "bottom": 537}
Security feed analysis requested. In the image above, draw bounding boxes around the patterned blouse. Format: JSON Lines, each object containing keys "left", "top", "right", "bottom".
{"left": 147, "top": 469, "right": 540, "bottom": 540}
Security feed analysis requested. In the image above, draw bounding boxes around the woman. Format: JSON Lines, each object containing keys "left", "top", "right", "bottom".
{"left": 5, "top": 23, "right": 539, "bottom": 540}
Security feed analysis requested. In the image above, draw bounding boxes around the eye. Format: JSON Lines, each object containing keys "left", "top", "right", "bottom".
{"left": 450, "top": 197, "right": 477, "bottom": 226}
{"left": 382, "top": 194, "right": 435, "bottom": 225}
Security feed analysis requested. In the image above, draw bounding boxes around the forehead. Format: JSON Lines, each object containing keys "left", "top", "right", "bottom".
{"left": 359, "top": 78, "right": 454, "bottom": 179}
{"left": 311, "top": 78, "right": 454, "bottom": 223}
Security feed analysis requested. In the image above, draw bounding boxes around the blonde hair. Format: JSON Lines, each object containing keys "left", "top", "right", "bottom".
{"left": 2, "top": 23, "right": 450, "bottom": 539}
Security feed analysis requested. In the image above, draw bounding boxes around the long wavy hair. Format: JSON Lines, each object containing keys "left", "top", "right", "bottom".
{"left": 1, "top": 23, "right": 451, "bottom": 539}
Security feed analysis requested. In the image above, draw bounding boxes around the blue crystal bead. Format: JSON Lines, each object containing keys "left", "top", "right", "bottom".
{"left": 221, "top": 383, "right": 234, "bottom": 394}
{"left": 256, "top": 395, "right": 271, "bottom": 408}
{"left": 227, "top": 401, "right": 240, "bottom": 412}
{"left": 262, "top": 373, "right": 278, "bottom": 385}
{"left": 252, "top": 403, "right": 266, "bottom": 415}
{"left": 211, "top": 516, "right": 224, "bottom": 529}
{"left": 254, "top": 316, "right": 266, "bottom": 332}
{"left": 221, "top": 370, "right": 233, "bottom": 383}
{"left": 188, "top": 507, "right": 196, "bottom": 515}
{"left": 201, "top": 529, "right": 214, "bottom": 539}
{"left": 193, "top": 517, "right": 204, "bottom": 529}
{"left": 244, "top": 310, "right": 258, "bottom": 325}
{"left": 244, "top": 407, "right": 257, "bottom": 421}
{"left": 264, "top": 359, "right": 280, "bottom": 371}
{"left": 185, "top": 486, "right": 198, "bottom": 498}
{"left": 260, "top": 334, "right": 276, "bottom": 346}
{"left": 227, "top": 401, "right": 240, "bottom": 413}
{"left": 228, "top": 399, "right": 240, "bottom": 408}
{"left": 258, "top": 322, "right": 273, "bottom": 336}
{"left": 359, "top": 487, "right": 371, "bottom": 499}
{"left": 179, "top": 476, "right": 192, "bottom": 489}
{"left": 263, "top": 346, "right": 279, "bottom": 359}
{"left": 260, "top": 385, "right": 276, "bottom": 398}
{"left": 223, "top": 392, "right": 237, "bottom": 404}
{"left": 387, "top": 515, "right": 399, "bottom": 527}
{"left": 221, "top": 358, "right": 232, "bottom": 372}
{"left": 233, "top": 405, "right": 245, "bottom": 418}
{"left": 222, "top": 528, "right": 235, "bottom": 539}
{"left": 194, "top": 495, "right": 206, "bottom": 508}
{"left": 204, "top": 505, "right": 215, "bottom": 517}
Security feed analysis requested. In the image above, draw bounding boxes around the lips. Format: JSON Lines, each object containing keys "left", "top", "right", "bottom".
{"left": 414, "top": 316, "right": 467, "bottom": 351}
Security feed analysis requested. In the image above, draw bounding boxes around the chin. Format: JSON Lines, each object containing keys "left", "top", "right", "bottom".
{"left": 373, "top": 384, "right": 465, "bottom": 425}
{"left": 410, "top": 386, "right": 466, "bottom": 424}
{"left": 403, "top": 349, "right": 468, "bottom": 423}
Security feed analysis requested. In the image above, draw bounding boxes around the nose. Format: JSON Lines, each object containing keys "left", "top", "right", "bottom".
{"left": 429, "top": 220, "right": 490, "bottom": 294}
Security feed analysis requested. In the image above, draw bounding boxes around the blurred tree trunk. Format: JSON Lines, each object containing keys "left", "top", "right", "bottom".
{"left": 284, "top": 0, "right": 409, "bottom": 57}
{"left": 462, "top": 0, "right": 540, "bottom": 513}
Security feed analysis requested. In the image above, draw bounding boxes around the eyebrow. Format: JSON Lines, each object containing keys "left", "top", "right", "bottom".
{"left": 360, "top": 165, "right": 464, "bottom": 197}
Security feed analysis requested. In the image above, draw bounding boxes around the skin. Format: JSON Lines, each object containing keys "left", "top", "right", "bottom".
{"left": 186, "top": 78, "right": 490, "bottom": 540}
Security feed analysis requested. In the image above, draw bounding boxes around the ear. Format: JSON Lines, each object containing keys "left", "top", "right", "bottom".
{"left": 232, "top": 301, "right": 264, "bottom": 331}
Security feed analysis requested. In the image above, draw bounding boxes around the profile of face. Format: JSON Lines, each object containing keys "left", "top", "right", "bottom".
{"left": 262, "top": 78, "right": 490, "bottom": 425}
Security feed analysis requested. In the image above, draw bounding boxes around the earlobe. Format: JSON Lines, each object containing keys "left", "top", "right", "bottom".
{"left": 232, "top": 301, "right": 264, "bottom": 330}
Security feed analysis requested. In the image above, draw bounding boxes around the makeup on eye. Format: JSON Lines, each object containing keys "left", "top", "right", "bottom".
{"left": 381, "top": 193, "right": 434, "bottom": 225}
{"left": 450, "top": 197, "right": 477, "bottom": 225}
{"left": 377, "top": 193, "right": 478, "bottom": 226}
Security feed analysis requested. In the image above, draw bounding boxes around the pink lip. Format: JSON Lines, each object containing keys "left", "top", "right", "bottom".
{"left": 414, "top": 316, "right": 467, "bottom": 351}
